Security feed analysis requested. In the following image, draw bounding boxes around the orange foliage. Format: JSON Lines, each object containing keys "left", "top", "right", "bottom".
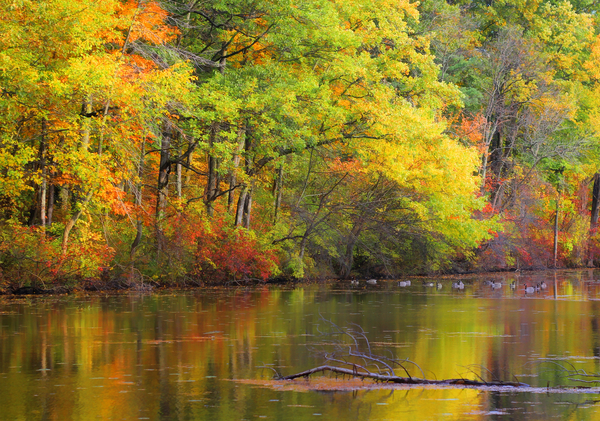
{"left": 327, "top": 157, "right": 364, "bottom": 173}
{"left": 456, "top": 113, "right": 487, "bottom": 151}
{"left": 121, "top": 0, "right": 179, "bottom": 45}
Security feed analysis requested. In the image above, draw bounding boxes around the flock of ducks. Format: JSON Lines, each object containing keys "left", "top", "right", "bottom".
{"left": 349, "top": 278, "right": 549, "bottom": 294}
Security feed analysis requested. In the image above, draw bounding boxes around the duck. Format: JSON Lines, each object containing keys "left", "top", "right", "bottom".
{"left": 422, "top": 281, "right": 435, "bottom": 287}
{"left": 540, "top": 281, "right": 547, "bottom": 290}
{"left": 524, "top": 284, "right": 535, "bottom": 294}
{"left": 452, "top": 281, "right": 465, "bottom": 290}
{"left": 491, "top": 282, "right": 502, "bottom": 289}
{"left": 436, "top": 282, "right": 443, "bottom": 290}
{"left": 350, "top": 279, "right": 359, "bottom": 286}
{"left": 366, "top": 279, "right": 377, "bottom": 285}
{"left": 510, "top": 281, "right": 517, "bottom": 290}
{"left": 398, "top": 281, "right": 409, "bottom": 287}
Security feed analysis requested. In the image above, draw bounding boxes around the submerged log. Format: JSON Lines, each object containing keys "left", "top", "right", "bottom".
{"left": 279, "top": 365, "right": 529, "bottom": 387}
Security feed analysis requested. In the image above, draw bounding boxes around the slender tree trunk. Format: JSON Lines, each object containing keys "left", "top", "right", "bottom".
{"left": 185, "top": 138, "right": 193, "bottom": 187}
{"left": 176, "top": 148, "right": 182, "bottom": 200}
{"left": 273, "top": 166, "right": 283, "bottom": 222}
{"left": 228, "top": 167, "right": 238, "bottom": 213}
{"left": 480, "top": 148, "right": 490, "bottom": 195}
{"left": 299, "top": 235, "right": 307, "bottom": 263}
{"left": 156, "top": 130, "right": 171, "bottom": 254}
{"left": 235, "top": 184, "right": 248, "bottom": 226}
{"left": 480, "top": 122, "right": 498, "bottom": 195}
{"left": 228, "top": 124, "right": 246, "bottom": 213}
{"left": 47, "top": 177, "right": 54, "bottom": 226}
{"left": 243, "top": 181, "right": 253, "bottom": 229}
{"left": 81, "top": 98, "right": 91, "bottom": 150}
{"left": 130, "top": 140, "right": 145, "bottom": 261}
{"left": 39, "top": 120, "right": 47, "bottom": 227}
{"left": 234, "top": 127, "right": 254, "bottom": 226}
{"left": 206, "top": 156, "right": 219, "bottom": 217}
{"left": 205, "top": 123, "right": 220, "bottom": 217}
{"left": 588, "top": 172, "right": 600, "bottom": 266}
{"left": 554, "top": 188, "right": 561, "bottom": 268}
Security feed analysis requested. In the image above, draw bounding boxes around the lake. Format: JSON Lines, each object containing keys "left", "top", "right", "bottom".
{"left": 2, "top": 270, "right": 600, "bottom": 420}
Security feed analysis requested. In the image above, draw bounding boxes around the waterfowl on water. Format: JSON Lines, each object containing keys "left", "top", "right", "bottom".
{"left": 350, "top": 279, "right": 359, "bottom": 286}
{"left": 452, "top": 281, "right": 465, "bottom": 290}
{"left": 422, "top": 281, "right": 435, "bottom": 287}
{"left": 398, "top": 280, "right": 411, "bottom": 287}
{"left": 524, "top": 284, "right": 535, "bottom": 294}
{"left": 436, "top": 282, "right": 443, "bottom": 290}
{"left": 491, "top": 282, "right": 502, "bottom": 289}
{"left": 366, "top": 279, "right": 377, "bottom": 285}
{"left": 540, "top": 282, "right": 547, "bottom": 290}
{"left": 510, "top": 281, "right": 517, "bottom": 290}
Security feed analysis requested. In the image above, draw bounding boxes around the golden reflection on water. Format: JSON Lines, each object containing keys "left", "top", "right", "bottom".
{"left": 2, "top": 270, "right": 600, "bottom": 420}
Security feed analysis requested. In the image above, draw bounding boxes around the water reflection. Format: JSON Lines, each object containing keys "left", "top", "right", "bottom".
{"left": 1, "top": 270, "right": 600, "bottom": 420}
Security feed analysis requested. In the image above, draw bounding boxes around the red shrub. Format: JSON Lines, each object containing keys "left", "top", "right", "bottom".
{"left": 192, "top": 218, "right": 279, "bottom": 283}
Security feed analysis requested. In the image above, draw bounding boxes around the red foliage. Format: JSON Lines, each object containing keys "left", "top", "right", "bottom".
{"left": 192, "top": 217, "right": 279, "bottom": 283}
{"left": 0, "top": 224, "right": 114, "bottom": 287}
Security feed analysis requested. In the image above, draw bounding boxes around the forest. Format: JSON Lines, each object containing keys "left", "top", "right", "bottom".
{"left": 2, "top": 0, "right": 600, "bottom": 288}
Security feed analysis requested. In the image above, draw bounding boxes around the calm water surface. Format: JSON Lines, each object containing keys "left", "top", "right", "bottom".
{"left": 3, "top": 270, "right": 600, "bottom": 420}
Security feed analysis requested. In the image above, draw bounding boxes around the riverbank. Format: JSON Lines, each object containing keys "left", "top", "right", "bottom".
{"left": 1, "top": 266, "right": 589, "bottom": 296}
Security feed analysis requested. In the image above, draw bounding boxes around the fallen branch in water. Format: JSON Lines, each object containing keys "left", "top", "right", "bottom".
{"left": 271, "top": 315, "right": 529, "bottom": 388}
{"left": 277, "top": 364, "right": 528, "bottom": 387}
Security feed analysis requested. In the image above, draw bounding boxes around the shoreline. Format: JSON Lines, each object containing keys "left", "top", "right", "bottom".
{"left": 0, "top": 267, "right": 592, "bottom": 296}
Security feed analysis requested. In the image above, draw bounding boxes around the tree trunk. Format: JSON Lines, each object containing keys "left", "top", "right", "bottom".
{"left": 130, "top": 140, "right": 145, "bottom": 261}
{"left": 155, "top": 130, "right": 171, "bottom": 254}
{"left": 235, "top": 184, "right": 248, "bottom": 227}
{"left": 176, "top": 149, "right": 182, "bottom": 200}
{"left": 234, "top": 126, "right": 254, "bottom": 226}
{"left": 205, "top": 123, "right": 221, "bottom": 217}
{"left": 243, "top": 181, "right": 253, "bottom": 229}
{"left": 479, "top": 121, "right": 498, "bottom": 195}
{"left": 47, "top": 176, "right": 54, "bottom": 226}
{"left": 81, "top": 98, "right": 91, "bottom": 151}
{"left": 228, "top": 124, "right": 246, "bottom": 213}
{"left": 39, "top": 119, "right": 47, "bottom": 227}
{"left": 185, "top": 139, "right": 193, "bottom": 189}
{"left": 588, "top": 172, "right": 600, "bottom": 266}
{"left": 205, "top": 155, "right": 219, "bottom": 217}
{"left": 553, "top": 188, "right": 561, "bottom": 268}
{"left": 273, "top": 166, "right": 283, "bottom": 222}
